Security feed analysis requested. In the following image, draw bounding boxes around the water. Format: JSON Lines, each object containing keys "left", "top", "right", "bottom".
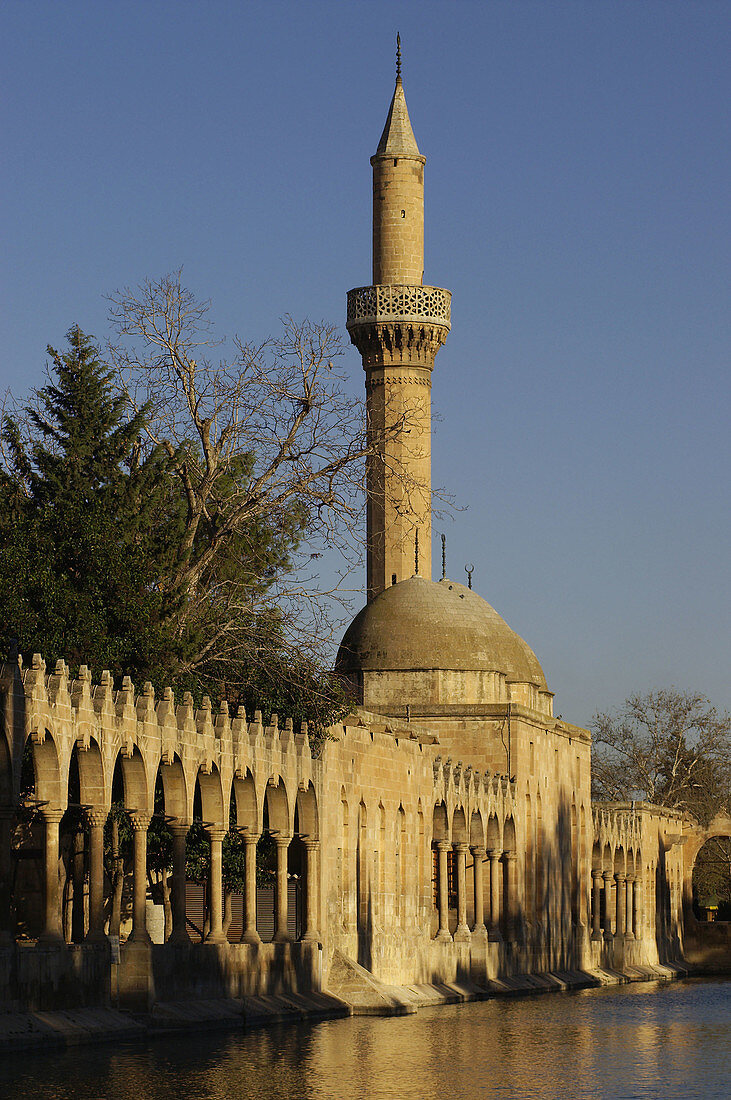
{"left": 0, "top": 979, "right": 728, "bottom": 1100}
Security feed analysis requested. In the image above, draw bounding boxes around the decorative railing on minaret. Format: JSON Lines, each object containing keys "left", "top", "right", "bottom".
{"left": 347, "top": 42, "right": 451, "bottom": 601}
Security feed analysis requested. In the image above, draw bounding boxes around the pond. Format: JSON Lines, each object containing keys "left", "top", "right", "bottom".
{"left": 0, "top": 978, "right": 728, "bottom": 1100}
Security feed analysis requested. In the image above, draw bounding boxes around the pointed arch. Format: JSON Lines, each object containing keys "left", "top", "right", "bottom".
{"left": 156, "top": 754, "right": 188, "bottom": 825}
{"left": 295, "top": 782, "right": 318, "bottom": 841}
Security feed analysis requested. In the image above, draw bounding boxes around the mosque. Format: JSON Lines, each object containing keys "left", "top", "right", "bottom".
{"left": 0, "top": 54, "right": 720, "bottom": 1026}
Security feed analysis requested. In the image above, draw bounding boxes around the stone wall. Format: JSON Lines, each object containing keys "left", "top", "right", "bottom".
{"left": 0, "top": 655, "right": 695, "bottom": 1016}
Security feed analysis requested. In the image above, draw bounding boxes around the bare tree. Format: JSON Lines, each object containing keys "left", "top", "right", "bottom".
{"left": 591, "top": 689, "right": 731, "bottom": 825}
{"left": 693, "top": 835, "right": 731, "bottom": 912}
{"left": 106, "top": 272, "right": 421, "bottom": 687}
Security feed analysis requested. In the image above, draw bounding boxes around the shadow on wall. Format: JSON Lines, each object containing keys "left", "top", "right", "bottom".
{"left": 530, "top": 795, "right": 580, "bottom": 971}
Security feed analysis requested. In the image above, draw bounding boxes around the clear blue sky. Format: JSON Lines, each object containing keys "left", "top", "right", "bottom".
{"left": 2, "top": 1, "right": 730, "bottom": 729}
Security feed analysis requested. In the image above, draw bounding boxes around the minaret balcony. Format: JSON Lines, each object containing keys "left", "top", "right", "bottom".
{"left": 347, "top": 284, "right": 451, "bottom": 331}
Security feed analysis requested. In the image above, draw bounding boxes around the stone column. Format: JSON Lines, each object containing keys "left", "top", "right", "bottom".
{"left": 488, "top": 848, "right": 502, "bottom": 942}
{"left": 38, "top": 809, "right": 64, "bottom": 945}
{"left": 471, "top": 846, "right": 487, "bottom": 936}
{"left": 273, "top": 836, "right": 291, "bottom": 943}
{"left": 128, "top": 813, "right": 152, "bottom": 944}
{"left": 0, "top": 808, "right": 16, "bottom": 945}
{"left": 435, "top": 841, "right": 451, "bottom": 942}
{"left": 85, "top": 810, "right": 108, "bottom": 943}
{"left": 301, "top": 839, "right": 320, "bottom": 943}
{"left": 205, "top": 828, "right": 226, "bottom": 944}
{"left": 168, "top": 824, "right": 190, "bottom": 945}
{"left": 615, "top": 871, "right": 626, "bottom": 938}
{"left": 241, "top": 833, "right": 261, "bottom": 944}
{"left": 602, "top": 870, "right": 614, "bottom": 941}
{"left": 454, "top": 843, "right": 470, "bottom": 941}
{"left": 591, "top": 869, "right": 603, "bottom": 941}
{"left": 633, "top": 871, "right": 642, "bottom": 938}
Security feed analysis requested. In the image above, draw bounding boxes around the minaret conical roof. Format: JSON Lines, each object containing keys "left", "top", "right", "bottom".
{"left": 375, "top": 78, "right": 422, "bottom": 157}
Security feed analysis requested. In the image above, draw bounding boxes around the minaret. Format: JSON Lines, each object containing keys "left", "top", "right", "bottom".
{"left": 347, "top": 38, "right": 451, "bottom": 601}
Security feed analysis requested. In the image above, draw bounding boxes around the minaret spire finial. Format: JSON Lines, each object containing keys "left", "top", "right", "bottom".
{"left": 396, "top": 32, "right": 402, "bottom": 81}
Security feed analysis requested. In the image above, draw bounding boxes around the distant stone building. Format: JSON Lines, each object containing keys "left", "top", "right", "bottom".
{"left": 0, "top": 54, "right": 718, "bottom": 1021}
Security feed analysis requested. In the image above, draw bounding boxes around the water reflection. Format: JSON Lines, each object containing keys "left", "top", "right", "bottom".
{"left": 0, "top": 980, "right": 728, "bottom": 1100}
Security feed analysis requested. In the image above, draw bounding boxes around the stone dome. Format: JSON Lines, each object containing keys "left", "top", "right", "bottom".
{"left": 336, "top": 576, "right": 547, "bottom": 689}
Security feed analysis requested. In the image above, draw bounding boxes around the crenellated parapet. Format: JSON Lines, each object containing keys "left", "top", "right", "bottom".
{"left": 0, "top": 654, "right": 314, "bottom": 833}
{"left": 592, "top": 803, "right": 643, "bottom": 861}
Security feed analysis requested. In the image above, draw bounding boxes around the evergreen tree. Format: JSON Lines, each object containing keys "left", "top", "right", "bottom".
{"left": 0, "top": 325, "right": 184, "bottom": 683}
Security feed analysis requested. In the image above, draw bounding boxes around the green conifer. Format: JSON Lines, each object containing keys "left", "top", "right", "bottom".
{"left": 0, "top": 325, "right": 183, "bottom": 683}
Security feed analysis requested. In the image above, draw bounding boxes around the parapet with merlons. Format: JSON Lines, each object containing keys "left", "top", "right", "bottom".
{"left": 0, "top": 654, "right": 315, "bottom": 829}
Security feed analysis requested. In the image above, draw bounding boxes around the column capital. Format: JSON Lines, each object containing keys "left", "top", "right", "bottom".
{"left": 470, "top": 845, "right": 486, "bottom": 858}
{"left": 503, "top": 851, "right": 518, "bottom": 864}
{"left": 129, "top": 812, "right": 151, "bottom": 831}
{"left": 436, "top": 839, "right": 451, "bottom": 853}
{"left": 274, "top": 834, "right": 291, "bottom": 847}
{"left": 603, "top": 869, "right": 614, "bottom": 883}
{"left": 205, "top": 827, "right": 226, "bottom": 843}
{"left": 85, "top": 809, "right": 108, "bottom": 829}
{"left": 592, "top": 867, "right": 604, "bottom": 881}
{"left": 41, "top": 808, "right": 64, "bottom": 824}
{"left": 303, "top": 838, "right": 320, "bottom": 851}
{"left": 170, "top": 821, "right": 190, "bottom": 837}
{"left": 453, "top": 841, "right": 469, "bottom": 854}
{"left": 243, "top": 831, "right": 261, "bottom": 846}
{"left": 625, "top": 872, "right": 635, "bottom": 884}
{"left": 614, "top": 871, "right": 626, "bottom": 883}
{"left": 487, "top": 847, "right": 502, "bottom": 860}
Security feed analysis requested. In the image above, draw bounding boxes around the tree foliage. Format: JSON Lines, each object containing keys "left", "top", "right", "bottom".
{"left": 0, "top": 325, "right": 183, "bottom": 684}
{"left": 1, "top": 314, "right": 351, "bottom": 733}
{"left": 591, "top": 689, "right": 731, "bottom": 826}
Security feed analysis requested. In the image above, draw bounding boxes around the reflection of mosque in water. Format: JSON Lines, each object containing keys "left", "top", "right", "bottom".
{"left": 0, "top": 54, "right": 720, "bottom": 1019}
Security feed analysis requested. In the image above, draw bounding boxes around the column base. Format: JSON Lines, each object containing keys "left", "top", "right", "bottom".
{"left": 128, "top": 930, "right": 153, "bottom": 946}
{"left": 488, "top": 928, "right": 503, "bottom": 943}
{"left": 84, "top": 929, "right": 110, "bottom": 946}
{"left": 300, "top": 930, "right": 321, "bottom": 944}
{"left": 167, "top": 928, "right": 192, "bottom": 947}
{"left": 273, "top": 932, "right": 292, "bottom": 944}
{"left": 591, "top": 931, "right": 603, "bottom": 942}
{"left": 435, "top": 929, "right": 452, "bottom": 943}
{"left": 240, "top": 929, "right": 262, "bottom": 945}
{"left": 471, "top": 923, "right": 488, "bottom": 939}
{"left": 204, "top": 931, "right": 228, "bottom": 945}
{"left": 454, "top": 925, "right": 471, "bottom": 943}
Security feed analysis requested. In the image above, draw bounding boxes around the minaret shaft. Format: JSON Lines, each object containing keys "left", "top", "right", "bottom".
{"left": 347, "top": 71, "right": 450, "bottom": 602}
{"left": 372, "top": 153, "right": 425, "bottom": 285}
